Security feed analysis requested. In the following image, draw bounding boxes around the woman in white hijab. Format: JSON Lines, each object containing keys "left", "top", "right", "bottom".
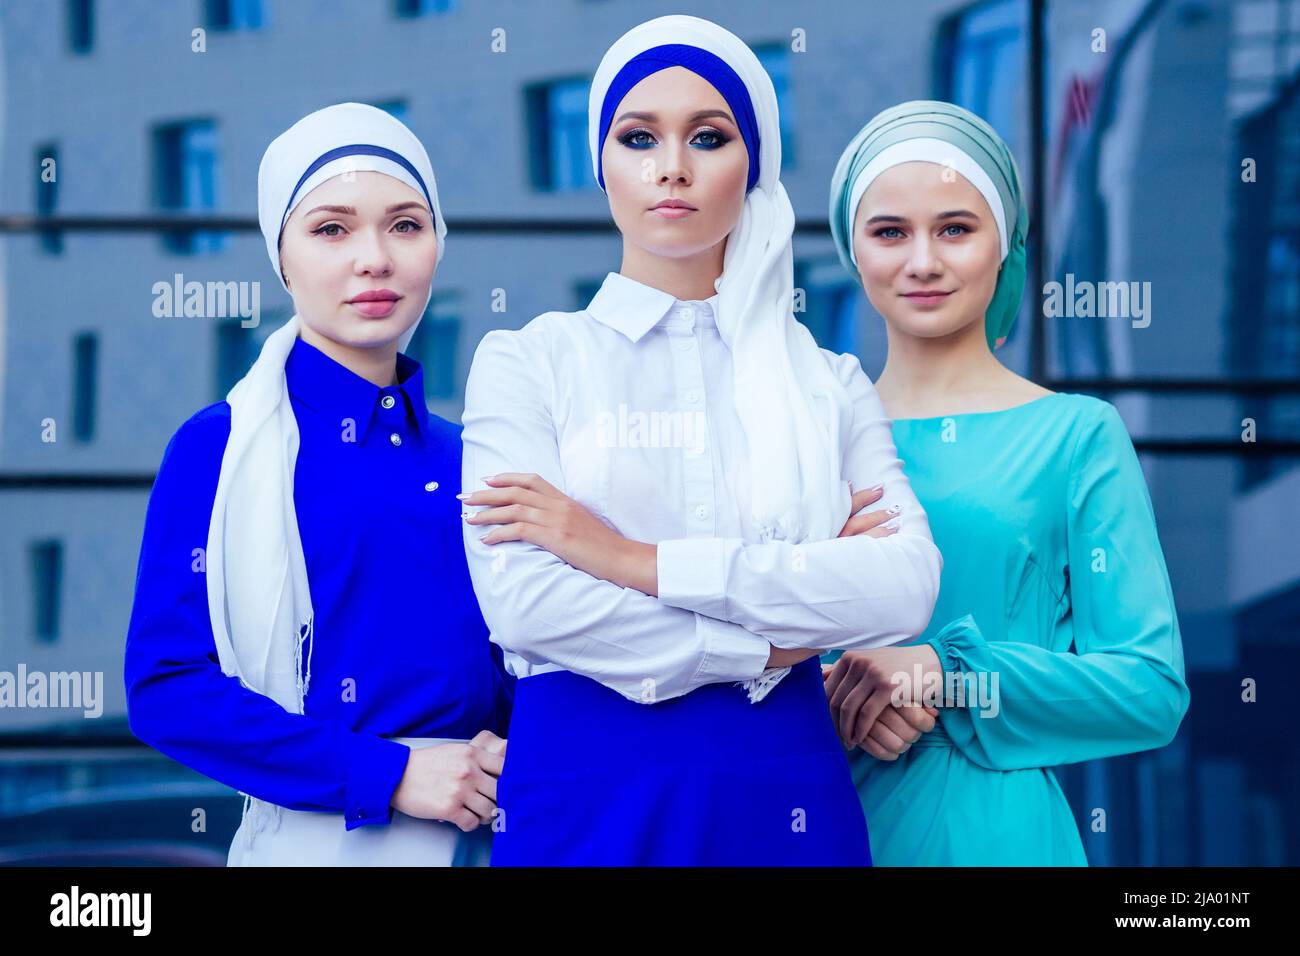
{"left": 125, "top": 103, "right": 513, "bottom": 866}
{"left": 459, "top": 16, "right": 941, "bottom": 865}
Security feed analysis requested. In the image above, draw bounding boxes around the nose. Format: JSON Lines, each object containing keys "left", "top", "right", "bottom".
{"left": 656, "top": 137, "right": 692, "bottom": 188}
{"left": 353, "top": 226, "right": 394, "bottom": 278}
{"left": 905, "top": 232, "right": 941, "bottom": 280}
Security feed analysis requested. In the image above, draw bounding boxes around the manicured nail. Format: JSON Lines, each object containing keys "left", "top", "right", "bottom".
{"left": 867, "top": 483, "right": 884, "bottom": 494}
{"left": 455, "top": 492, "right": 471, "bottom": 500}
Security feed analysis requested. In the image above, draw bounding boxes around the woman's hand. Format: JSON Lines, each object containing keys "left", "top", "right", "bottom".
{"left": 839, "top": 482, "right": 900, "bottom": 539}
{"left": 858, "top": 703, "right": 939, "bottom": 760}
{"left": 461, "top": 473, "right": 658, "bottom": 595}
{"left": 822, "top": 645, "right": 942, "bottom": 750}
{"left": 390, "top": 730, "right": 507, "bottom": 832}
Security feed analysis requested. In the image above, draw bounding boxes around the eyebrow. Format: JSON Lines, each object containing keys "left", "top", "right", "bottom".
{"left": 613, "top": 109, "right": 736, "bottom": 126}
{"left": 863, "top": 209, "right": 981, "bottom": 225}
{"left": 301, "top": 202, "right": 431, "bottom": 217}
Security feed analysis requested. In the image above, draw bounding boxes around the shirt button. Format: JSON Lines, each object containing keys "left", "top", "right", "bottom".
{"left": 694, "top": 505, "right": 709, "bottom": 521}
{"left": 381, "top": 395, "right": 396, "bottom": 409}
{"left": 677, "top": 339, "right": 693, "bottom": 351}
{"left": 390, "top": 433, "right": 402, "bottom": 447}
{"left": 685, "top": 390, "right": 700, "bottom": 404}
{"left": 424, "top": 481, "right": 439, "bottom": 492}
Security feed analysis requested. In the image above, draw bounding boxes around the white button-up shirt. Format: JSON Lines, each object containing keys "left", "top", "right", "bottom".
{"left": 461, "top": 271, "right": 941, "bottom": 704}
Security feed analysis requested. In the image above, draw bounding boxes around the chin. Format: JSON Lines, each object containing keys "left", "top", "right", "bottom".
{"left": 330, "top": 315, "right": 414, "bottom": 350}
{"left": 638, "top": 232, "right": 726, "bottom": 261}
{"left": 900, "top": 317, "right": 978, "bottom": 341}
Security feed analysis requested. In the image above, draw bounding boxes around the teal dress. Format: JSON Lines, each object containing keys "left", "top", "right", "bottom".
{"left": 840, "top": 393, "right": 1190, "bottom": 866}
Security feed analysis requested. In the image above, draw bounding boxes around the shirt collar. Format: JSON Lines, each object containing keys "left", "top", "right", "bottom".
{"left": 285, "top": 336, "right": 430, "bottom": 442}
{"left": 585, "top": 271, "right": 720, "bottom": 343}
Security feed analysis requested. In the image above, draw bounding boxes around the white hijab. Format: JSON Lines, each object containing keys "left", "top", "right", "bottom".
{"left": 588, "top": 15, "right": 853, "bottom": 546}
{"left": 206, "top": 103, "right": 446, "bottom": 715}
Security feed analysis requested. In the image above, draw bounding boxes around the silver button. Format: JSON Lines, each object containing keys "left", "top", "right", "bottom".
{"left": 424, "top": 481, "right": 439, "bottom": 492}
{"left": 685, "top": 390, "right": 700, "bottom": 404}
{"left": 390, "top": 433, "right": 402, "bottom": 446}
{"left": 694, "top": 505, "right": 709, "bottom": 520}
{"left": 381, "top": 395, "right": 396, "bottom": 409}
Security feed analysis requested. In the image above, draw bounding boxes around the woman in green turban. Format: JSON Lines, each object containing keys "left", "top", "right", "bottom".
{"left": 821, "top": 101, "right": 1190, "bottom": 865}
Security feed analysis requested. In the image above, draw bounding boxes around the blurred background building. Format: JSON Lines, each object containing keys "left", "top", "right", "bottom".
{"left": 0, "top": 0, "right": 1296, "bottom": 864}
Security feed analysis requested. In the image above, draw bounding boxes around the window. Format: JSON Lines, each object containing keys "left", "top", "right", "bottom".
{"left": 66, "top": 0, "right": 93, "bottom": 55}
{"left": 754, "top": 43, "right": 796, "bottom": 167}
{"left": 30, "top": 541, "right": 63, "bottom": 644}
{"left": 369, "top": 100, "right": 409, "bottom": 123}
{"left": 936, "top": 0, "right": 1026, "bottom": 157}
{"left": 573, "top": 278, "right": 604, "bottom": 311}
{"left": 72, "top": 332, "right": 97, "bottom": 443}
{"left": 795, "top": 259, "right": 860, "bottom": 355}
{"left": 215, "top": 312, "right": 280, "bottom": 399}
{"left": 206, "top": 0, "right": 265, "bottom": 31}
{"left": 35, "top": 143, "right": 62, "bottom": 255}
{"left": 1231, "top": 72, "right": 1300, "bottom": 488}
{"left": 395, "top": 0, "right": 456, "bottom": 16}
{"left": 526, "top": 77, "right": 595, "bottom": 192}
{"left": 406, "top": 294, "right": 462, "bottom": 400}
{"left": 153, "top": 120, "right": 225, "bottom": 254}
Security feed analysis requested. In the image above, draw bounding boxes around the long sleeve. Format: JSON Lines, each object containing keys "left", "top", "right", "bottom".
{"left": 655, "top": 350, "right": 941, "bottom": 650}
{"left": 460, "top": 328, "right": 772, "bottom": 704}
{"left": 926, "top": 403, "right": 1190, "bottom": 772}
{"left": 124, "top": 405, "right": 411, "bottom": 830}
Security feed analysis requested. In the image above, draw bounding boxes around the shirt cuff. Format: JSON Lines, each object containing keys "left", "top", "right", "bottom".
{"left": 343, "top": 734, "right": 412, "bottom": 831}
{"left": 657, "top": 537, "right": 731, "bottom": 618}
{"left": 693, "top": 614, "right": 770, "bottom": 686}
{"left": 925, "top": 614, "right": 981, "bottom": 685}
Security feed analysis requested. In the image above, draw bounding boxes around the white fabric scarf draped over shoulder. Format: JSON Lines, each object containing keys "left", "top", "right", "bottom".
{"left": 206, "top": 102, "right": 446, "bottom": 715}
{"left": 588, "top": 15, "right": 854, "bottom": 546}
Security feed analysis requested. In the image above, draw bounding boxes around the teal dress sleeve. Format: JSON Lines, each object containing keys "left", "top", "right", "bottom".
{"left": 924, "top": 402, "right": 1190, "bottom": 771}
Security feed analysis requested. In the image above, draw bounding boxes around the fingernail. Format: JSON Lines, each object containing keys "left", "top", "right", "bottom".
{"left": 867, "top": 483, "right": 884, "bottom": 494}
{"left": 481, "top": 475, "right": 497, "bottom": 482}
{"left": 882, "top": 518, "right": 900, "bottom": 530}
{"left": 478, "top": 533, "right": 493, "bottom": 542}
{"left": 455, "top": 492, "right": 471, "bottom": 500}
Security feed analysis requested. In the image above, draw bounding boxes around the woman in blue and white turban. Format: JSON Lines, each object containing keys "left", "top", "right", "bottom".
{"left": 126, "top": 103, "right": 514, "bottom": 866}
{"left": 459, "top": 17, "right": 942, "bottom": 865}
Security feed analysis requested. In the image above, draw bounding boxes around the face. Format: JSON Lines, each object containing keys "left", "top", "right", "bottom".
{"left": 600, "top": 65, "right": 749, "bottom": 261}
{"left": 278, "top": 170, "right": 437, "bottom": 350}
{"left": 851, "top": 162, "right": 1002, "bottom": 344}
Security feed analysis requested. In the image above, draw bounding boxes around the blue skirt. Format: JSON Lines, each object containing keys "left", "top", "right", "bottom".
{"left": 491, "top": 657, "right": 872, "bottom": 866}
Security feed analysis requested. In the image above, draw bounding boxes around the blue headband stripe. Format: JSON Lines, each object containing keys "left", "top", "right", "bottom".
{"left": 596, "top": 44, "right": 760, "bottom": 192}
{"left": 279, "top": 143, "right": 436, "bottom": 233}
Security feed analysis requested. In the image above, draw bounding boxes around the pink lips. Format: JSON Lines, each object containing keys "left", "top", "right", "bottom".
{"left": 650, "top": 198, "right": 697, "bottom": 220}
{"left": 347, "top": 289, "right": 402, "bottom": 318}
{"left": 902, "top": 291, "right": 952, "bottom": 307}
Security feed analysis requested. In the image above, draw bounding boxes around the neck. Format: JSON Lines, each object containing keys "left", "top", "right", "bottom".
{"left": 297, "top": 322, "right": 399, "bottom": 387}
{"left": 619, "top": 238, "right": 726, "bottom": 301}
{"left": 874, "top": 314, "right": 1007, "bottom": 412}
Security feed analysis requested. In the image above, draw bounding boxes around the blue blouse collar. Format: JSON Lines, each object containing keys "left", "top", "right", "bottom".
{"left": 285, "top": 335, "right": 430, "bottom": 442}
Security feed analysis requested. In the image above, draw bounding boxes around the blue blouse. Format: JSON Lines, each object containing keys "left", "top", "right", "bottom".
{"left": 124, "top": 336, "right": 514, "bottom": 831}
